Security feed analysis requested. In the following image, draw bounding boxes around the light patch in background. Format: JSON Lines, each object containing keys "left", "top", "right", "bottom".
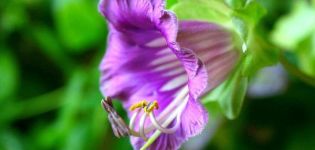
{"left": 183, "top": 116, "right": 222, "bottom": 150}
{"left": 248, "top": 64, "right": 288, "bottom": 98}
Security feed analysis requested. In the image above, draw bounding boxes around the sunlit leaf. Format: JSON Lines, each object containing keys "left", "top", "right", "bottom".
{"left": 271, "top": 1, "right": 315, "bottom": 50}
{"left": 166, "top": 0, "right": 178, "bottom": 8}
{"left": 171, "top": 0, "right": 232, "bottom": 27}
{"left": 296, "top": 35, "right": 315, "bottom": 76}
{"left": 272, "top": 1, "right": 315, "bottom": 77}
{"left": 231, "top": 0, "right": 267, "bottom": 44}
{"left": 224, "top": 0, "right": 246, "bottom": 9}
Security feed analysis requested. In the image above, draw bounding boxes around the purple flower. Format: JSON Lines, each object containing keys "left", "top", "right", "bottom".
{"left": 98, "top": 0, "right": 239, "bottom": 149}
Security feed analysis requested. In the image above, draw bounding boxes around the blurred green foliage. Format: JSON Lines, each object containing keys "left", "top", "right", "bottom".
{"left": 0, "top": 0, "right": 315, "bottom": 150}
{"left": 272, "top": 0, "right": 315, "bottom": 77}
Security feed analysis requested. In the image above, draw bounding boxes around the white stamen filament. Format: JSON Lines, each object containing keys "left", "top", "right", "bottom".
{"left": 129, "top": 109, "right": 139, "bottom": 129}
{"left": 139, "top": 114, "right": 148, "bottom": 141}
{"left": 145, "top": 86, "right": 188, "bottom": 133}
{"left": 129, "top": 109, "right": 141, "bottom": 137}
{"left": 140, "top": 96, "right": 189, "bottom": 150}
{"left": 161, "top": 95, "right": 189, "bottom": 128}
{"left": 150, "top": 86, "right": 188, "bottom": 125}
{"left": 149, "top": 110, "right": 181, "bottom": 134}
{"left": 127, "top": 86, "right": 190, "bottom": 141}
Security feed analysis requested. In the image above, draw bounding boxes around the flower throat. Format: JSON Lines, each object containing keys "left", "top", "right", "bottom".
{"left": 101, "top": 86, "right": 189, "bottom": 141}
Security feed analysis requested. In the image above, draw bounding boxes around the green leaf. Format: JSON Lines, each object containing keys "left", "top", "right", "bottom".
{"left": 53, "top": 0, "right": 106, "bottom": 52}
{"left": 242, "top": 34, "right": 279, "bottom": 76}
{"left": 219, "top": 70, "right": 248, "bottom": 119}
{"left": 296, "top": 35, "right": 315, "bottom": 76}
{"left": 271, "top": 1, "right": 315, "bottom": 77}
{"left": 0, "top": 130, "right": 23, "bottom": 150}
{"left": 231, "top": 2, "right": 277, "bottom": 75}
{"left": 35, "top": 70, "right": 86, "bottom": 149}
{"left": 233, "top": 1, "right": 267, "bottom": 26}
{"left": 203, "top": 61, "right": 248, "bottom": 119}
{"left": 63, "top": 124, "right": 87, "bottom": 150}
{"left": 280, "top": 52, "right": 315, "bottom": 86}
{"left": 0, "top": 1, "right": 27, "bottom": 34}
{"left": 225, "top": 0, "right": 246, "bottom": 9}
{"left": 0, "top": 49, "right": 19, "bottom": 101}
{"left": 166, "top": 0, "right": 178, "bottom": 8}
{"left": 271, "top": 1, "right": 315, "bottom": 50}
{"left": 231, "top": 16, "right": 248, "bottom": 44}
{"left": 171, "top": 0, "right": 233, "bottom": 28}
{"left": 231, "top": 1, "right": 267, "bottom": 44}
{"left": 31, "top": 25, "right": 75, "bottom": 74}
{"left": 203, "top": 101, "right": 223, "bottom": 118}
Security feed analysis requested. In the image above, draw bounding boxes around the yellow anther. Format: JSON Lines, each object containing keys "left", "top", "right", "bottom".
{"left": 129, "top": 100, "right": 148, "bottom": 111}
{"left": 144, "top": 101, "right": 159, "bottom": 114}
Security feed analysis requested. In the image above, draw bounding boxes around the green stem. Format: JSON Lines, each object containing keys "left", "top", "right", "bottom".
{"left": 280, "top": 52, "right": 315, "bottom": 86}
{"left": 140, "top": 130, "right": 162, "bottom": 150}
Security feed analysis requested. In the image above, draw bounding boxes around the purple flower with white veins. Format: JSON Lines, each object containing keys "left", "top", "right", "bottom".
{"left": 99, "top": 0, "right": 240, "bottom": 149}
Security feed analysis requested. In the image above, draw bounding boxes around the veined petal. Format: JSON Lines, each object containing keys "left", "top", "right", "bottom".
{"left": 177, "top": 21, "right": 239, "bottom": 92}
{"left": 181, "top": 97, "right": 209, "bottom": 137}
{"left": 99, "top": 0, "right": 208, "bottom": 113}
{"left": 98, "top": 0, "right": 153, "bottom": 30}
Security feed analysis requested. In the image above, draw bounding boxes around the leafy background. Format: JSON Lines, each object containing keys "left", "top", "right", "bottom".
{"left": 0, "top": 0, "right": 315, "bottom": 150}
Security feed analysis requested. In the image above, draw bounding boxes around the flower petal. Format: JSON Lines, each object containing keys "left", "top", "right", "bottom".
{"left": 99, "top": 1, "right": 237, "bottom": 150}
{"left": 99, "top": 0, "right": 208, "bottom": 109}
{"left": 180, "top": 97, "right": 208, "bottom": 137}
{"left": 100, "top": 31, "right": 188, "bottom": 104}
{"left": 98, "top": 0, "right": 153, "bottom": 30}
{"left": 177, "top": 21, "right": 240, "bottom": 92}
{"left": 100, "top": 31, "right": 207, "bottom": 150}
